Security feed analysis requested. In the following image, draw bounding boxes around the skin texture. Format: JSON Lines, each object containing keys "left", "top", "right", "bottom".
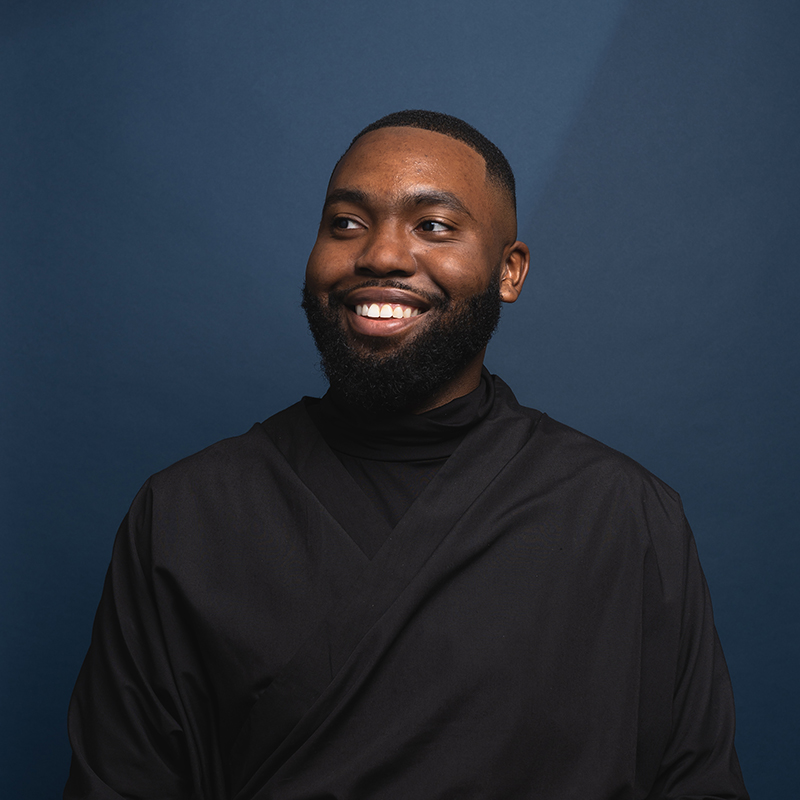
{"left": 305, "top": 127, "right": 530, "bottom": 412}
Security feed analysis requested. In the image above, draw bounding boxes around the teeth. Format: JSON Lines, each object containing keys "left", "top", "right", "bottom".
{"left": 354, "top": 303, "right": 421, "bottom": 319}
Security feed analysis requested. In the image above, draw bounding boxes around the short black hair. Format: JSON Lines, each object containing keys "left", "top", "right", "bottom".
{"left": 347, "top": 109, "right": 516, "bottom": 211}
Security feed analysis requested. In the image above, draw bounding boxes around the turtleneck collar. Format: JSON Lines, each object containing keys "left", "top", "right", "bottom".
{"left": 305, "top": 367, "right": 496, "bottom": 462}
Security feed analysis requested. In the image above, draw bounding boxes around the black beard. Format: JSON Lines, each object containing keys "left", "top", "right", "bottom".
{"left": 301, "top": 277, "right": 502, "bottom": 413}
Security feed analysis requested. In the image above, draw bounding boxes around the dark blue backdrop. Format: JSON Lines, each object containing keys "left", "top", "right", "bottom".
{"left": 2, "top": 2, "right": 798, "bottom": 796}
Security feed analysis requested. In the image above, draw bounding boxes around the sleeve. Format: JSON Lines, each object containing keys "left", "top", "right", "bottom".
{"left": 646, "top": 518, "right": 750, "bottom": 800}
{"left": 64, "top": 482, "right": 198, "bottom": 800}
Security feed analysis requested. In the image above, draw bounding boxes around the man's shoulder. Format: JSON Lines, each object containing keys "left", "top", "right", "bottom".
{"left": 496, "top": 379, "right": 681, "bottom": 513}
{"left": 531, "top": 411, "right": 684, "bottom": 518}
{"left": 146, "top": 400, "right": 311, "bottom": 492}
{"left": 491, "top": 374, "right": 675, "bottom": 487}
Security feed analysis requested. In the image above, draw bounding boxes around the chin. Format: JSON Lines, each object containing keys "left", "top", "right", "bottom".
{"left": 301, "top": 281, "right": 502, "bottom": 413}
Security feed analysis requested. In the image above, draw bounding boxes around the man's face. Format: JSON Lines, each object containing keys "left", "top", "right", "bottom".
{"left": 303, "top": 126, "right": 528, "bottom": 412}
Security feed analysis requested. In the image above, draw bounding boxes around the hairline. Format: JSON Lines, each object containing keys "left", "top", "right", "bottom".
{"left": 330, "top": 130, "right": 517, "bottom": 231}
{"left": 335, "top": 110, "right": 517, "bottom": 217}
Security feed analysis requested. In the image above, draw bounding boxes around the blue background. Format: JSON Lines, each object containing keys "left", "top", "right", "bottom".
{"left": 2, "top": 1, "right": 798, "bottom": 796}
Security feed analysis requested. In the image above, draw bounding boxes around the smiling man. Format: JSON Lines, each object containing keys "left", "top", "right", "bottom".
{"left": 301, "top": 119, "right": 528, "bottom": 414}
{"left": 65, "top": 111, "right": 749, "bottom": 799}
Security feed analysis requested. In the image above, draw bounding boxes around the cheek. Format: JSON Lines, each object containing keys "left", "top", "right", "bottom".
{"left": 428, "top": 245, "right": 502, "bottom": 297}
{"left": 305, "top": 241, "right": 339, "bottom": 293}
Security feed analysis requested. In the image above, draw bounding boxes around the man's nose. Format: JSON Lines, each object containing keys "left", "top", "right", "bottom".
{"left": 354, "top": 225, "right": 416, "bottom": 277}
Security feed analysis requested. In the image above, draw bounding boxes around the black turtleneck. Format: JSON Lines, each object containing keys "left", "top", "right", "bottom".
{"left": 304, "top": 369, "right": 495, "bottom": 531}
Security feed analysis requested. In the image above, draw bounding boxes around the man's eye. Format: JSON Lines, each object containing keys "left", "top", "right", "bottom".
{"left": 333, "top": 217, "right": 359, "bottom": 230}
{"left": 419, "top": 220, "right": 450, "bottom": 232}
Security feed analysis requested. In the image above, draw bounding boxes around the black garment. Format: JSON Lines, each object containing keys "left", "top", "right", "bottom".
{"left": 306, "top": 368, "right": 494, "bottom": 531}
{"left": 65, "top": 375, "right": 749, "bottom": 799}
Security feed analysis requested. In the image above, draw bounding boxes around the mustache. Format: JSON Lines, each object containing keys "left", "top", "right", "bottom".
{"left": 326, "top": 279, "right": 448, "bottom": 310}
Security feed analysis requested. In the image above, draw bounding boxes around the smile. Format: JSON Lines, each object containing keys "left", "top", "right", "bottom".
{"left": 355, "top": 303, "right": 422, "bottom": 319}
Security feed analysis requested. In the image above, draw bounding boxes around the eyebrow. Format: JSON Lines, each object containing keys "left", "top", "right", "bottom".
{"left": 323, "top": 188, "right": 369, "bottom": 209}
{"left": 323, "top": 187, "right": 473, "bottom": 219}
{"left": 403, "top": 190, "right": 473, "bottom": 219}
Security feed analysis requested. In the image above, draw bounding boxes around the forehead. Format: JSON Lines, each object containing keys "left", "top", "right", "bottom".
{"left": 330, "top": 127, "right": 490, "bottom": 201}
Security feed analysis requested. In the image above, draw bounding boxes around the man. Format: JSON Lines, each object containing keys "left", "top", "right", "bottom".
{"left": 65, "top": 110, "right": 749, "bottom": 799}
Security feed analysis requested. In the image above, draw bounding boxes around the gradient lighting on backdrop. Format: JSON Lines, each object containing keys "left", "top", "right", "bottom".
{"left": 2, "top": 2, "right": 798, "bottom": 796}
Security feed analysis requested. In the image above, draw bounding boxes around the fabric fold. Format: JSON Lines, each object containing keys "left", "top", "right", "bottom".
{"left": 228, "top": 378, "right": 537, "bottom": 797}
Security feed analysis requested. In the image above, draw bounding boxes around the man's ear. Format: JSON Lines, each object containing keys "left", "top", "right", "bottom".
{"left": 499, "top": 241, "right": 530, "bottom": 303}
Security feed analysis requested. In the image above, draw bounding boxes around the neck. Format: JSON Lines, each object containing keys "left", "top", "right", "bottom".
{"left": 308, "top": 366, "right": 495, "bottom": 462}
{"left": 402, "top": 351, "right": 487, "bottom": 415}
